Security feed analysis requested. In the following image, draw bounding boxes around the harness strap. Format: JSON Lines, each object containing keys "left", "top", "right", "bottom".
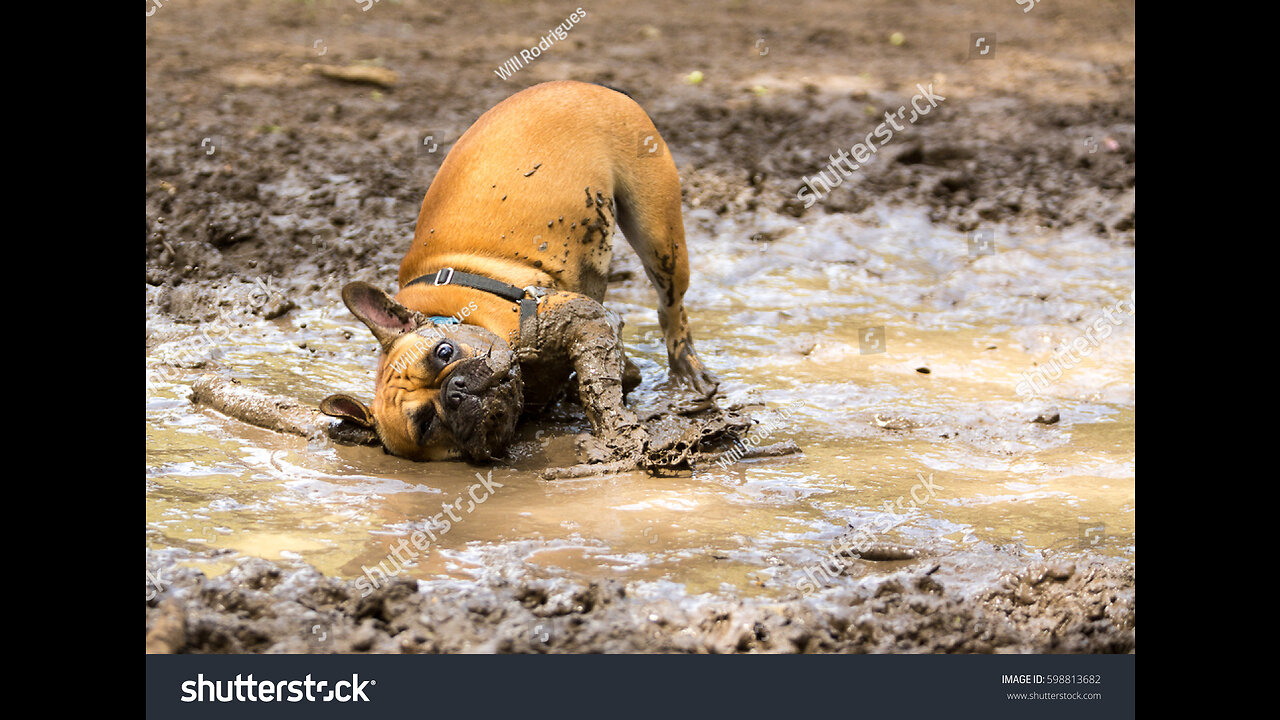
{"left": 404, "top": 267, "right": 526, "bottom": 304}
{"left": 518, "top": 297, "right": 538, "bottom": 355}
{"left": 404, "top": 267, "right": 542, "bottom": 354}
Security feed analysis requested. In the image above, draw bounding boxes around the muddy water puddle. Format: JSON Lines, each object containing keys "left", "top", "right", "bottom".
{"left": 146, "top": 207, "right": 1134, "bottom": 599}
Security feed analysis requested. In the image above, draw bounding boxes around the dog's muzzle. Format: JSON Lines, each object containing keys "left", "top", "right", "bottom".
{"left": 442, "top": 351, "right": 524, "bottom": 460}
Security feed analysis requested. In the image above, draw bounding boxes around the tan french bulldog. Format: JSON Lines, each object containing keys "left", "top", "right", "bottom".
{"left": 321, "top": 81, "right": 717, "bottom": 463}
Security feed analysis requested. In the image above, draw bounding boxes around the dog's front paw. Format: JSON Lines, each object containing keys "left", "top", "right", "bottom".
{"left": 611, "top": 424, "right": 650, "bottom": 461}
{"left": 577, "top": 425, "right": 649, "bottom": 465}
{"left": 576, "top": 435, "right": 615, "bottom": 465}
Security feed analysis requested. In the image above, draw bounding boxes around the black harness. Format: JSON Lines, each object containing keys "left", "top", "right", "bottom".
{"left": 405, "top": 267, "right": 542, "bottom": 354}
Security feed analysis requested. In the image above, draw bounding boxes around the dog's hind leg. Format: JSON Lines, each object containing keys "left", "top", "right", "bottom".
{"left": 614, "top": 149, "right": 719, "bottom": 398}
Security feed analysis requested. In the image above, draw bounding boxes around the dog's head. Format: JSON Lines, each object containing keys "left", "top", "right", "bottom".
{"left": 321, "top": 282, "right": 523, "bottom": 461}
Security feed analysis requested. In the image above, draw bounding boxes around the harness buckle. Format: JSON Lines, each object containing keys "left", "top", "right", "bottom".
{"left": 434, "top": 267, "right": 455, "bottom": 286}
{"left": 523, "top": 285, "right": 550, "bottom": 304}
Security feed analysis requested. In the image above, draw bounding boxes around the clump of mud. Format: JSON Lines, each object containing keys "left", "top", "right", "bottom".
{"left": 146, "top": 548, "right": 1133, "bottom": 654}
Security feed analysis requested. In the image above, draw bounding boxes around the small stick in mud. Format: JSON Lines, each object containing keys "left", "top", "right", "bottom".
{"left": 541, "top": 459, "right": 641, "bottom": 480}
{"left": 301, "top": 63, "right": 399, "bottom": 88}
{"left": 846, "top": 542, "right": 926, "bottom": 562}
{"left": 538, "top": 440, "right": 801, "bottom": 480}
{"left": 190, "top": 374, "right": 379, "bottom": 446}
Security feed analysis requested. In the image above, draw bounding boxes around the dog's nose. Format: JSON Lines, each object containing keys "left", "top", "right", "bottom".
{"left": 445, "top": 375, "right": 469, "bottom": 406}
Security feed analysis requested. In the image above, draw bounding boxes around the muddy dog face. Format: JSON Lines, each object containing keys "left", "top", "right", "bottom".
{"left": 320, "top": 282, "right": 523, "bottom": 461}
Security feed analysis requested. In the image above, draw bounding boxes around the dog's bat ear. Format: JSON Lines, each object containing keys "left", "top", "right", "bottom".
{"left": 340, "top": 282, "right": 425, "bottom": 350}
{"left": 319, "top": 394, "right": 376, "bottom": 429}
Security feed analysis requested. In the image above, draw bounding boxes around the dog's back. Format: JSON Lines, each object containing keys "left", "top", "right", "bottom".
{"left": 400, "top": 81, "right": 681, "bottom": 304}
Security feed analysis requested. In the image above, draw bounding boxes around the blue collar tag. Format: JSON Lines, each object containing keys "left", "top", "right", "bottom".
{"left": 429, "top": 316, "right": 460, "bottom": 325}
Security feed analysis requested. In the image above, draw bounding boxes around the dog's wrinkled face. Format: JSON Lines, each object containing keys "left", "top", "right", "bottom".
{"left": 321, "top": 282, "right": 523, "bottom": 461}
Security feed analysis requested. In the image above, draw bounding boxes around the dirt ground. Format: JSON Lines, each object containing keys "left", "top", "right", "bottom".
{"left": 145, "top": 0, "right": 1135, "bottom": 653}
{"left": 146, "top": 547, "right": 1133, "bottom": 653}
{"left": 145, "top": 0, "right": 1134, "bottom": 302}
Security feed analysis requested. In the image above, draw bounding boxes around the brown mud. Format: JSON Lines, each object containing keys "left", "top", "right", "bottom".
{"left": 146, "top": 548, "right": 1133, "bottom": 654}
{"left": 146, "top": 0, "right": 1135, "bottom": 654}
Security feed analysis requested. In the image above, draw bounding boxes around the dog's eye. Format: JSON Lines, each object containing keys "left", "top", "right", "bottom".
{"left": 434, "top": 342, "right": 455, "bottom": 362}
